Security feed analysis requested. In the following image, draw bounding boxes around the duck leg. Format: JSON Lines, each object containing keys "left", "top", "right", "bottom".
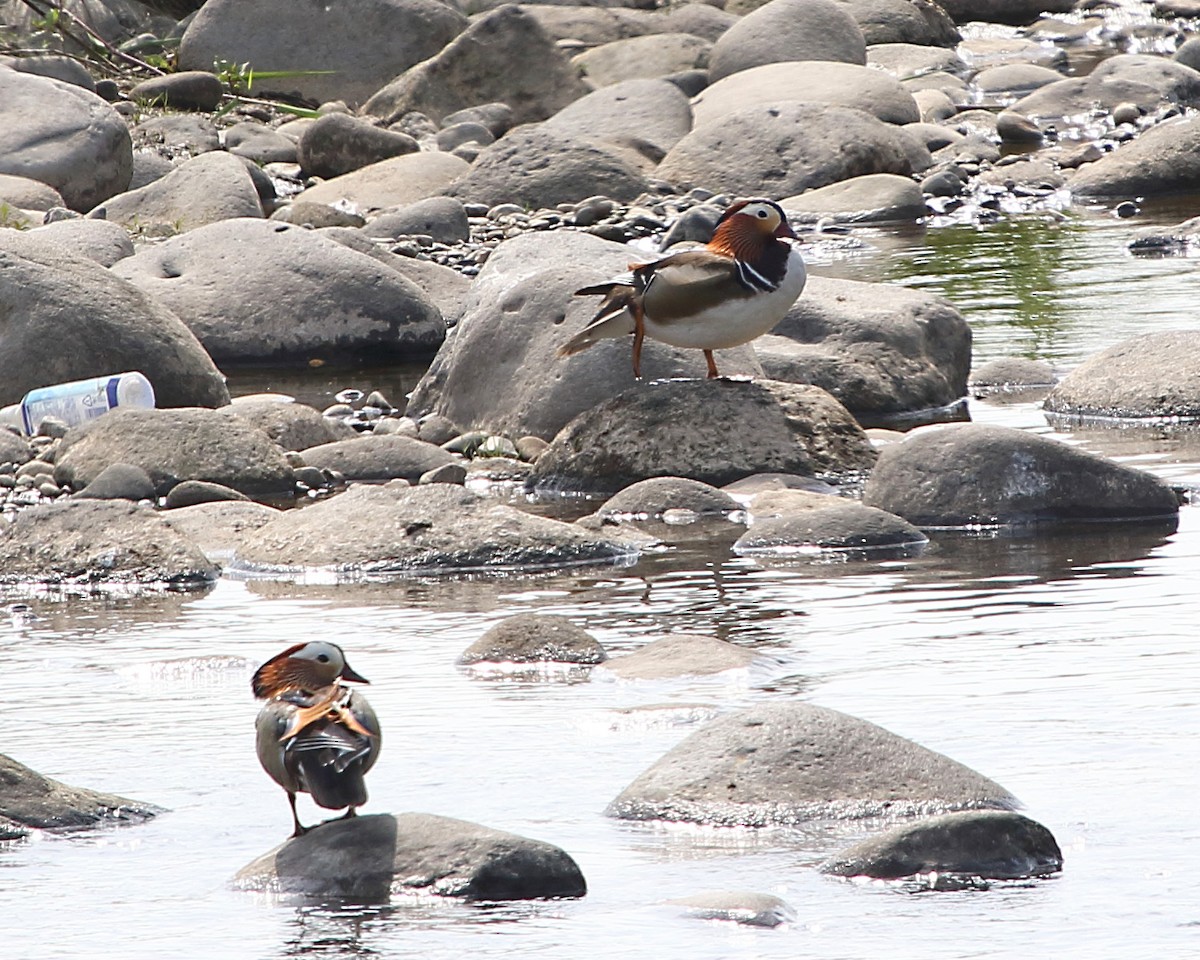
{"left": 288, "top": 792, "right": 309, "bottom": 838}
{"left": 704, "top": 349, "right": 720, "bottom": 379}
{"left": 631, "top": 302, "right": 646, "bottom": 380}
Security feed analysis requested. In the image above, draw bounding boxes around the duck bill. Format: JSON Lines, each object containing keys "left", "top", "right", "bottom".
{"left": 774, "top": 220, "right": 798, "bottom": 240}
{"left": 340, "top": 663, "right": 370, "bottom": 684}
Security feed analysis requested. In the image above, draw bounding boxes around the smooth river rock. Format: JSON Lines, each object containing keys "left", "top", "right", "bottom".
{"left": 707, "top": 0, "right": 866, "bottom": 82}
{"left": 458, "top": 613, "right": 607, "bottom": 665}
{"left": 234, "top": 812, "right": 587, "bottom": 900}
{"left": 607, "top": 702, "right": 1017, "bottom": 825}
{"left": 1071, "top": 114, "right": 1200, "bottom": 198}
{"left": 597, "top": 477, "right": 743, "bottom": 520}
{"left": 299, "top": 435, "right": 457, "bottom": 483}
{"left": 862, "top": 424, "right": 1180, "bottom": 526}
{"left": 733, "top": 501, "right": 928, "bottom": 555}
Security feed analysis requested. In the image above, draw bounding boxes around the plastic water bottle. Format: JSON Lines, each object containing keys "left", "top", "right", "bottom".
{"left": 0, "top": 371, "right": 156, "bottom": 436}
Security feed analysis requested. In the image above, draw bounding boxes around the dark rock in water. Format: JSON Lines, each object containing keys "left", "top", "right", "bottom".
{"left": 0, "top": 753, "right": 163, "bottom": 831}
{"left": 862, "top": 424, "right": 1181, "bottom": 526}
{"left": 0, "top": 499, "right": 217, "bottom": 586}
{"left": 733, "top": 502, "right": 928, "bottom": 555}
{"left": 668, "top": 890, "right": 796, "bottom": 928}
{"left": 54, "top": 408, "right": 295, "bottom": 499}
{"left": 600, "top": 634, "right": 758, "bottom": 679}
{"left": 608, "top": 702, "right": 1017, "bottom": 825}
{"left": 164, "top": 480, "right": 251, "bottom": 509}
{"left": 458, "top": 613, "right": 607, "bottom": 665}
{"left": 75, "top": 463, "right": 157, "bottom": 502}
{"left": 233, "top": 812, "right": 587, "bottom": 901}
{"left": 1043, "top": 331, "right": 1200, "bottom": 420}
{"left": 229, "top": 483, "right": 636, "bottom": 576}
{"left": 299, "top": 435, "right": 457, "bottom": 484}
{"left": 531, "top": 379, "right": 876, "bottom": 495}
{"left": 820, "top": 810, "right": 1063, "bottom": 880}
{"left": 970, "top": 358, "right": 1057, "bottom": 389}
{"left": 598, "top": 477, "right": 742, "bottom": 520}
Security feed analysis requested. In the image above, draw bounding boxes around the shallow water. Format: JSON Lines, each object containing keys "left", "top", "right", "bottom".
{"left": 5, "top": 208, "right": 1200, "bottom": 959}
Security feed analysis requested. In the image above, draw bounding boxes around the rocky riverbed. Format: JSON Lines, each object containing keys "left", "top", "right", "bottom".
{"left": 1, "top": 0, "right": 1200, "bottom": 951}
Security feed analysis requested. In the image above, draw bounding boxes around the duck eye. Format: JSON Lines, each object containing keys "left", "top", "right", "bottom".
{"left": 317, "top": 654, "right": 330, "bottom": 663}
{"left": 758, "top": 210, "right": 768, "bottom": 218}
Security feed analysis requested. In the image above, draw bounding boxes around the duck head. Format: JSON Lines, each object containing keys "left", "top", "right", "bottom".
{"left": 709, "top": 198, "right": 798, "bottom": 258}
{"left": 251, "top": 641, "right": 370, "bottom": 700}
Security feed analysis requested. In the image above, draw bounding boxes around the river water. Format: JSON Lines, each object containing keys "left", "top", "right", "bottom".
{"left": 4, "top": 143, "right": 1200, "bottom": 960}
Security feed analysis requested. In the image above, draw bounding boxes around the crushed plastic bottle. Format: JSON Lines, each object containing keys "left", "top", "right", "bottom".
{"left": 0, "top": 371, "right": 156, "bottom": 436}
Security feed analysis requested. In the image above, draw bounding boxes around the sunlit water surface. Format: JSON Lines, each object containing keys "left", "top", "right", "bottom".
{"left": 2, "top": 203, "right": 1200, "bottom": 959}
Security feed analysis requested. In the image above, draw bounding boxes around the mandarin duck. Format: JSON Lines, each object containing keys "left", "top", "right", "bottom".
{"left": 560, "top": 198, "right": 806, "bottom": 379}
{"left": 252, "top": 641, "right": 381, "bottom": 837}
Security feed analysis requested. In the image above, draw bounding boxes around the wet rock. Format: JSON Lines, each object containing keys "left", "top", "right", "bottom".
{"left": 543, "top": 78, "right": 693, "bottom": 165}
{"left": 405, "top": 231, "right": 763, "bottom": 440}
{"left": 733, "top": 501, "right": 927, "bottom": 555}
{"left": 970, "top": 358, "right": 1056, "bottom": 390}
{"left": 54, "top": 408, "right": 295, "bottom": 499}
{"left": 820, "top": 810, "right": 1063, "bottom": 881}
{"left": 601, "top": 634, "right": 757, "bottom": 679}
{"left": 178, "top": 0, "right": 466, "bottom": 107}
{"left": 782, "top": 173, "right": 925, "bottom": 224}
{"left": 1070, "top": 113, "right": 1200, "bottom": 198}
{"left": 862, "top": 424, "right": 1180, "bottom": 526}
{"left": 75, "top": 463, "right": 156, "bottom": 501}
{"left": 0, "top": 752, "right": 163, "bottom": 831}
{"left": 112, "top": 218, "right": 444, "bottom": 365}
{"left": 458, "top": 613, "right": 607, "bottom": 664}
{"left": 668, "top": 890, "right": 796, "bottom": 928}
{"left": 1043, "top": 330, "right": 1200, "bottom": 419}
{"left": 531, "top": 379, "right": 876, "bottom": 495}
{"left": 598, "top": 477, "right": 742, "bottom": 520}
{"left": 708, "top": 0, "right": 865, "bottom": 83}
{"left": 0, "top": 70, "right": 131, "bottom": 211}
{"left": 607, "top": 702, "right": 1017, "bottom": 825}
{"left": 229, "top": 483, "right": 636, "bottom": 575}
{"left": 297, "top": 114, "right": 419, "bottom": 180}
{"left": 296, "top": 152, "right": 471, "bottom": 213}
{"left": 164, "top": 480, "right": 251, "bottom": 509}
{"left": 446, "top": 126, "right": 649, "bottom": 209}
{"left": 572, "top": 33, "right": 711, "bottom": 87}
{"left": 362, "top": 6, "right": 590, "bottom": 125}
{"left": 23, "top": 218, "right": 134, "bottom": 267}
{"left": 234, "top": 812, "right": 586, "bottom": 900}
{"left": 299, "top": 435, "right": 457, "bottom": 483}
{"left": 95, "top": 151, "right": 263, "bottom": 232}
{"left": 0, "top": 237, "right": 229, "bottom": 410}
{"left": 361, "top": 197, "right": 470, "bottom": 244}
{"left": 129, "top": 71, "right": 222, "bottom": 111}
{"left": 695, "top": 61, "right": 919, "bottom": 127}
{"left": 936, "top": 0, "right": 1072, "bottom": 24}
{"left": 220, "top": 399, "right": 355, "bottom": 452}
{"left": 658, "top": 102, "right": 915, "bottom": 197}
{"left": 160, "top": 501, "right": 282, "bottom": 560}
{"left": 754, "top": 276, "right": 971, "bottom": 425}
{"left": 0, "top": 499, "right": 217, "bottom": 586}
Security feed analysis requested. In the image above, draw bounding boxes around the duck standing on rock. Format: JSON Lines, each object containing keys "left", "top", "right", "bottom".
{"left": 561, "top": 198, "right": 807, "bottom": 379}
{"left": 252, "top": 641, "right": 381, "bottom": 837}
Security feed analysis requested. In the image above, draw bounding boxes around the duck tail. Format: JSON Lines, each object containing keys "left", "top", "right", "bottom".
{"left": 560, "top": 285, "right": 638, "bottom": 357}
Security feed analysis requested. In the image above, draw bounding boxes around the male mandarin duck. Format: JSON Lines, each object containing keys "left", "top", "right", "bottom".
{"left": 560, "top": 198, "right": 807, "bottom": 379}
{"left": 252, "top": 641, "right": 381, "bottom": 837}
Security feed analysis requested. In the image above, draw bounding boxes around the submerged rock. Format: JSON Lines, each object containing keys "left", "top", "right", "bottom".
{"left": 820, "top": 810, "right": 1063, "bottom": 881}
{"left": 458, "top": 613, "right": 607, "bottom": 665}
{"left": 608, "top": 702, "right": 1016, "bottom": 825}
{"left": 600, "top": 634, "right": 758, "bottom": 679}
{"left": 668, "top": 890, "right": 796, "bottom": 928}
{"left": 0, "top": 753, "right": 163, "bottom": 833}
{"left": 234, "top": 812, "right": 587, "bottom": 900}
{"left": 733, "top": 501, "right": 927, "bottom": 555}
{"left": 597, "top": 477, "right": 743, "bottom": 520}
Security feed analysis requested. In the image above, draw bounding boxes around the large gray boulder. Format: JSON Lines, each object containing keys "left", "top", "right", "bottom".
{"left": 446, "top": 126, "right": 649, "bottom": 208}
{"left": 733, "top": 501, "right": 927, "bottom": 555}
{"left": 296, "top": 114, "right": 419, "bottom": 180}
{"left": 571, "top": 33, "right": 712, "bottom": 87}
{"left": 821, "top": 810, "right": 1063, "bottom": 881}
{"left": 93, "top": 151, "right": 263, "bottom": 231}
{"left": 862, "top": 424, "right": 1180, "bottom": 526}
{"left": 22, "top": 218, "right": 134, "bottom": 267}
{"left": 111, "top": 218, "right": 444, "bottom": 365}
{"left": 54, "top": 408, "right": 296, "bottom": 499}
{"left": 657, "top": 102, "right": 915, "bottom": 197}
{"left": 362, "top": 5, "right": 590, "bottom": 125}
{"left": 530, "top": 379, "right": 877, "bottom": 494}
{"left": 0, "top": 69, "right": 131, "bottom": 211}
{"left": 1070, "top": 114, "right": 1200, "bottom": 198}
{"left": 0, "top": 236, "right": 229, "bottom": 410}
{"left": 178, "top": 0, "right": 467, "bottom": 107}
{"left": 0, "top": 753, "right": 163, "bottom": 836}
{"left": 598, "top": 477, "right": 742, "bottom": 520}
{"left": 781, "top": 173, "right": 926, "bottom": 224}
{"left": 234, "top": 812, "right": 586, "bottom": 900}
{"left": 405, "top": 231, "right": 763, "bottom": 440}
{"left": 832, "top": 0, "right": 959, "bottom": 46}
{"left": 708, "top": 0, "right": 865, "bottom": 82}
{"left": 229, "top": 483, "right": 637, "bottom": 575}
{"left": 753, "top": 275, "right": 971, "bottom": 424}
{"left": 608, "top": 702, "right": 1017, "bottom": 825}
{"left": 542, "top": 78, "right": 694, "bottom": 165}
{"left": 694, "top": 61, "right": 921, "bottom": 128}
{"left": 1043, "top": 331, "right": 1200, "bottom": 419}
{"left": 0, "top": 499, "right": 218, "bottom": 586}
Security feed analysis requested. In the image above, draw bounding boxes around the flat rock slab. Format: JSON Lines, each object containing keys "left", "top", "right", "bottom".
{"left": 607, "top": 702, "right": 1017, "bottom": 825}
{"left": 1042, "top": 330, "right": 1200, "bottom": 420}
{"left": 0, "top": 753, "right": 163, "bottom": 832}
{"left": 0, "top": 499, "right": 217, "bottom": 587}
{"left": 862, "top": 423, "right": 1180, "bottom": 526}
{"left": 229, "top": 483, "right": 637, "bottom": 576}
{"left": 161, "top": 501, "right": 282, "bottom": 561}
{"left": 820, "top": 810, "right": 1063, "bottom": 881}
{"left": 234, "top": 812, "right": 587, "bottom": 901}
